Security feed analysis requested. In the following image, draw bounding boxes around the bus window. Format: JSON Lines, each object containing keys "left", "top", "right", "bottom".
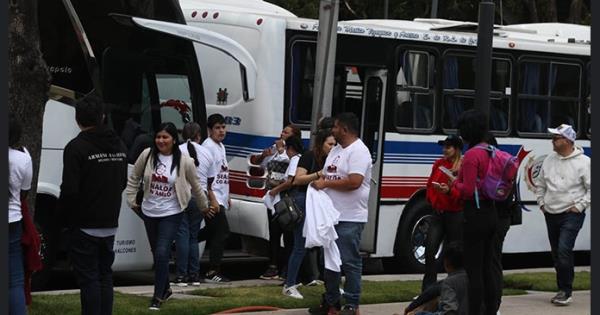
{"left": 442, "top": 54, "right": 511, "bottom": 132}
{"left": 289, "top": 41, "right": 317, "bottom": 125}
{"left": 518, "top": 61, "right": 581, "bottom": 134}
{"left": 156, "top": 74, "right": 193, "bottom": 130}
{"left": 395, "top": 51, "right": 435, "bottom": 131}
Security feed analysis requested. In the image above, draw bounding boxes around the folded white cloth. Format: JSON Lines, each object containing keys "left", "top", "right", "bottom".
{"left": 304, "top": 185, "right": 341, "bottom": 272}
{"left": 262, "top": 191, "right": 281, "bottom": 215}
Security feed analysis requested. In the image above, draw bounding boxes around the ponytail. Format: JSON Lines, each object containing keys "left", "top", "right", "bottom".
{"left": 187, "top": 140, "right": 199, "bottom": 167}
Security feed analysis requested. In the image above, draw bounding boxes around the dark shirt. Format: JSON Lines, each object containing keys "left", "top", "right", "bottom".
{"left": 407, "top": 269, "right": 469, "bottom": 315}
{"left": 295, "top": 151, "right": 321, "bottom": 193}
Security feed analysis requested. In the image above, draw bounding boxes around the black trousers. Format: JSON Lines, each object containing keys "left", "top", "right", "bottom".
{"left": 463, "top": 200, "right": 499, "bottom": 315}
{"left": 489, "top": 211, "right": 511, "bottom": 314}
{"left": 267, "top": 209, "right": 293, "bottom": 271}
{"left": 198, "top": 206, "right": 230, "bottom": 271}
{"left": 422, "top": 210, "right": 464, "bottom": 291}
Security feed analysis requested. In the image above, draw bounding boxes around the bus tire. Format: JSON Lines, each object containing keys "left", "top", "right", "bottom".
{"left": 393, "top": 197, "right": 437, "bottom": 273}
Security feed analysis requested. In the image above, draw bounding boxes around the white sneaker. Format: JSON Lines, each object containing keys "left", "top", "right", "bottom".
{"left": 282, "top": 284, "right": 304, "bottom": 299}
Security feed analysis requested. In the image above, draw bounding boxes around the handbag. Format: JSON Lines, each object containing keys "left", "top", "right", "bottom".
{"left": 273, "top": 192, "right": 303, "bottom": 231}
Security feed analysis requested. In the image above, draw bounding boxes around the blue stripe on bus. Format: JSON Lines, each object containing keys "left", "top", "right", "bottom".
{"left": 223, "top": 132, "right": 591, "bottom": 162}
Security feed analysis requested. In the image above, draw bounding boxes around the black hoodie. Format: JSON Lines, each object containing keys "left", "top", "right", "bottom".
{"left": 59, "top": 125, "right": 128, "bottom": 228}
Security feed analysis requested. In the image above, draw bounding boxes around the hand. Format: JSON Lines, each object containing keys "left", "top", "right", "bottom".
{"left": 132, "top": 205, "right": 141, "bottom": 213}
{"left": 568, "top": 206, "right": 580, "bottom": 213}
{"left": 540, "top": 205, "right": 546, "bottom": 213}
{"left": 268, "top": 190, "right": 277, "bottom": 197}
{"left": 312, "top": 178, "right": 327, "bottom": 190}
{"left": 203, "top": 207, "right": 215, "bottom": 219}
{"left": 261, "top": 147, "right": 273, "bottom": 158}
{"left": 228, "top": 198, "right": 232, "bottom": 209}
{"left": 210, "top": 200, "right": 220, "bottom": 212}
{"left": 438, "top": 183, "right": 450, "bottom": 194}
{"left": 274, "top": 139, "right": 285, "bottom": 152}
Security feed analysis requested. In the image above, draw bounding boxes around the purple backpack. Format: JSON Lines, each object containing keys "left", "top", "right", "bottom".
{"left": 475, "top": 145, "right": 520, "bottom": 201}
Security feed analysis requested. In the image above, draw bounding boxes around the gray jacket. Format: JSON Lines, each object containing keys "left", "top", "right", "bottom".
{"left": 438, "top": 269, "right": 469, "bottom": 315}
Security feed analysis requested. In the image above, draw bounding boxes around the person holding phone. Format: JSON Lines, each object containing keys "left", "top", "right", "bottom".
{"left": 422, "top": 134, "right": 464, "bottom": 292}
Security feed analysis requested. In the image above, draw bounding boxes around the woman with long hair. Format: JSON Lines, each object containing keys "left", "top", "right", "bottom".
{"left": 421, "top": 134, "right": 464, "bottom": 291}
{"left": 440, "top": 109, "right": 499, "bottom": 315}
{"left": 126, "top": 122, "right": 208, "bottom": 310}
{"left": 282, "top": 128, "right": 336, "bottom": 299}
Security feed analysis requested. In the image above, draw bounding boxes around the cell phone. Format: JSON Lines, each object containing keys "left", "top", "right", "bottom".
{"left": 439, "top": 166, "right": 456, "bottom": 180}
{"left": 431, "top": 181, "right": 441, "bottom": 186}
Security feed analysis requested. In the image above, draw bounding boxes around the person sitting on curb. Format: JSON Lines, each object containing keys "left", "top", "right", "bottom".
{"left": 399, "top": 242, "right": 469, "bottom": 315}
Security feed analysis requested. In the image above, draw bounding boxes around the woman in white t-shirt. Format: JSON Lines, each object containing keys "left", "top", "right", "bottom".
{"left": 8, "top": 117, "right": 31, "bottom": 315}
{"left": 125, "top": 122, "right": 208, "bottom": 311}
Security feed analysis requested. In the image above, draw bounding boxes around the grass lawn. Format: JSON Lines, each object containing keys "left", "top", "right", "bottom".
{"left": 29, "top": 279, "right": 532, "bottom": 315}
{"left": 503, "top": 271, "right": 590, "bottom": 292}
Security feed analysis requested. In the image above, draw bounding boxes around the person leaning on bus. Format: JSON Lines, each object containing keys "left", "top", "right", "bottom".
{"left": 422, "top": 134, "right": 464, "bottom": 292}
{"left": 125, "top": 122, "right": 208, "bottom": 311}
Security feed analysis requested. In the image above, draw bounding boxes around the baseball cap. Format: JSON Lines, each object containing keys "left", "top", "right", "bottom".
{"left": 437, "top": 134, "right": 464, "bottom": 150}
{"left": 548, "top": 124, "right": 576, "bottom": 142}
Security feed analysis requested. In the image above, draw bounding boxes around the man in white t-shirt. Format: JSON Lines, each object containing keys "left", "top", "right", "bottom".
{"left": 200, "top": 113, "right": 231, "bottom": 283}
{"left": 310, "top": 112, "right": 372, "bottom": 315}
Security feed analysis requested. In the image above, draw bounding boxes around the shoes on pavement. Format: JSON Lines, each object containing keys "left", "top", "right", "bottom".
{"left": 205, "top": 270, "right": 231, "bottom": 283}
{"left": 260, "top": 265, "right": 280, "bottom": 280}
{"left": 551, "top": 291, "right": 572, "bottom": 306}
{"left": 148, "top": 298, "right": 161, "bottom": 311}
{"left": 282, "top": 284, "right": 304, "bottom": 299}
{"left": 188, "top": 273, "right": 202, "bottom": 286}
{"left": 171, "top": 275, "right": 188, "bottom": 287}
{"left": 339, "top": 304, "right": 360, "bottom": 315}
{"left": 308, "top": 294, "right": 341, "bottom": 315}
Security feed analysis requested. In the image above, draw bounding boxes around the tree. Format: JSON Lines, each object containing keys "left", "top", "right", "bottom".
{"left": 8, "top": 0, "right": 51, "bottom": 211}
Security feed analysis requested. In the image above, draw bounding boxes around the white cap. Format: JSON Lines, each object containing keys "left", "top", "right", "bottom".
{"left": 548, "top": 124, "right": 576, "bottom": 142}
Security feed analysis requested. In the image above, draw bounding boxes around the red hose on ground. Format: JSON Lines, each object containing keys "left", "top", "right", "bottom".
{"left": 214, "top": 306, "right": 283, "bottom": 314}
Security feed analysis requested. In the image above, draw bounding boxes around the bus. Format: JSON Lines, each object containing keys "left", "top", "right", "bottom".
{"left": 34, "top": 0, "right": 256, "bottom": 284}
{"left": 178, "top": 0, "right": 591, "bottom": 271}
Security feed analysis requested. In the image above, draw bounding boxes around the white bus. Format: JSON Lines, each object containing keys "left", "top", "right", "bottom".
{"left": 34, "top": 0, "right": 256, "bottom": 284}
{"left": 179, "top": 0, "right": 590, "bottom": 271}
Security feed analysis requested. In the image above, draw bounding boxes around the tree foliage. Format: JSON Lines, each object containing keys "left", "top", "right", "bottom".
{"left": 265, "top": 0, "right": 591, "bottom": 25}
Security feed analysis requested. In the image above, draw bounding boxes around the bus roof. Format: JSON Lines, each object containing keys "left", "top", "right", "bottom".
{"left": 180, "top": 0, "right": 296, "bottom": 18}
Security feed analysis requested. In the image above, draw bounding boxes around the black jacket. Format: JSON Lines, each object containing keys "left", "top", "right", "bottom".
{"left": 59, "top": 126, "right": 128, "bottom": 228}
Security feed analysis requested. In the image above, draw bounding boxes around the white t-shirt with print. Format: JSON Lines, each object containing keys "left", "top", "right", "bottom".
{"left": 8, "top": 147, "right": 33, "bottom": 223}
{"left": 202, "top": 138, "right": 230, "bottom": 208}
{"left": 322, "top": 139, "right": 372, "bottom": 222}
{"left": 142, "top": 154, "right": 182, "bottom": 217}
{"left": 179, "top": 141, "right": 214, "bottom": 191}
{"left": 286, "top": 154, "right": 301, "bottom": 177}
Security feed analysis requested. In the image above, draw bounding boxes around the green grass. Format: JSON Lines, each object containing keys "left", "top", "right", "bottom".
{"left": 503, "top": 271, "right": 590, "bottom": 292}
{"left": 29, "top": 279, "right": 532, "bottom": 315}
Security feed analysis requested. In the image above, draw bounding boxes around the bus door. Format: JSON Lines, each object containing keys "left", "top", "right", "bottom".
{"left": 359, "top": 69, "right": 387, "bottom": 253}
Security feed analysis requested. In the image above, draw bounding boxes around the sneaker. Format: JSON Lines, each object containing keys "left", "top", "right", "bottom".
{"left": 308, "top": 295, "right": 340, "bottom": 315}
{"left": 161, "top": 287, "right": 173, "bottom": 302}
{"left": 282, "top": 284, "right": 304, "bottom": 299}
{"left": 260, "top": 265, "right": 279, "bottom": 280}
{"left": 305, "top": 279, "right": 324, "bottom": 286}
{"left": 339, "top": 304, "right": 360, "bottom": 315}
{"left": 205, "top": 271, "right": 231, "bottom": 283}
{"left": 171, "top": 275, "right": 188, "bottom": 287}
{"left": 188, "top": 273, "right": 202, "bottom": 286}
{"left": 148, "top": 298, "right": 161, "bottom": 311}
{"left": 551, "top": 291, "right": 572, "bottom": 306}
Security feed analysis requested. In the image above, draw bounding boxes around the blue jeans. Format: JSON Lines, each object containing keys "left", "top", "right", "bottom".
{"left": 175, "top": 201, "right": 202, "bottom": 277}
{"left": 69, "top": 229, "right": 115, "bottom": 315}
{"left": 142, "top": 212, "right": 184, "bottom": 299}
{"left": 285, "top": 192, "right": 308, "bottom": 287}
{"left": 9, "top": 221, "right": 26, "bottom": 315}
{"left": 544, "top": 211, "right": 585, "bottom": 296}
{"left": 324, "top": 221, "right": 365, "bottom": 307}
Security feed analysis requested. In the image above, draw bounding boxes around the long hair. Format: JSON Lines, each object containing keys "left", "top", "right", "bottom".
{"left": 457, "top": 109, "right": 488, "bottom": 148}
{"left": 312, "top": 128, "right": 334, "bottom": 168}
{"left": 285, "top": 135, "right": 304, "bottom": 156}
{"left": 286, "top": 124, "right": 301, "bottom": 140}
{"left": 152, "top": 122, "right": 181, "bottom": 174}
{"left": 182, "top": 122, "right": 202, "bottom": 167}
{"left": 451, "top": 149, "right": 462, "bottom": 173}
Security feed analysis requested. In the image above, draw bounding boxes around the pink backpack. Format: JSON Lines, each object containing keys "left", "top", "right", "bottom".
{"left": 475, "top": 145, "right": 520, "bottom": 201}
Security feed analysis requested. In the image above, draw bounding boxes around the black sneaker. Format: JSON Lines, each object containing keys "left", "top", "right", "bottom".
{"left": 308, "top": 294, "right": 340, "bottom": 315}
{"left": 148, "top": 298, "right": 161, "bottom": 311}
{"left": 188, "top": 273, "right": 202, "bottom": 286}
{"left": 551, "top": 291, "right": 572, "bottom": 306}
{"left": 339, "top": 304, "right": 360, "bottom": 315}
{"left": 259, "top": 265, "right": 279, "bottom": 280}
{"left": 171, "top": 275, "right": 188, "bottom": 287}
{"left": 205, "top": 271, "right": 231, "bottom": 283}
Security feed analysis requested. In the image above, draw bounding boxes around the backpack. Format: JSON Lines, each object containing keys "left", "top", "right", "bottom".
{"left": 475, "top": 145, "right": 520, "bottom": 201}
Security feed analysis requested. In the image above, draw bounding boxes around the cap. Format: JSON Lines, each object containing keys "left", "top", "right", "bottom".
{"left": 548, "top": 124, "right": 576, "bottom": 142}
{"left": 437, "top": 134, "right": 463, "bottom": 150}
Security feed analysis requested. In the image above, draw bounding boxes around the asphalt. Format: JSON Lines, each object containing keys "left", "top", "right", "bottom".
{"left": 33, "top": 267, "right": 591, "bottom": 314}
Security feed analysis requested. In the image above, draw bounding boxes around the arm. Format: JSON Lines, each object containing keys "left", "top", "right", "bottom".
{"left": 574, "top": 157, "right": 591, "bottom": 212}
{"left": 534, "top": 160, "right": 547, "bottom": 211}
{"left": 269, "top": 176, "right": 294, "bottom": 196}
{"left": 185, "top": 159, "right": 209, "bottom": 211}
{"left": 293, "top": 167, "right": 321, "bottom": 186}
{"left": 125, "top": 148, "right": 149, "bottom": 208}
{"left": 20, "top": 155, "right": 33, "bottom": 200}
{"left": 449, "top": 153, "right": 478, "bottom": 200}
{"left": 312, "top": 173, "right": 363, "bottom": 191}
{"left": 58, "top": 144, "right": 82, "bottom": 215}
{"left": 405, "top": 282, "right": 442, "bottom": 313}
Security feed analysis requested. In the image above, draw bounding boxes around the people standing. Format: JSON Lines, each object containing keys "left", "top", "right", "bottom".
{"left": 440, "top": 109, "right": 498, "bottom": 315}
{"left": 282, "top": 128, "right": 336, "bottom": 299}
{"left": 309, "top": 112, "right": 372, "bottom": 315}
{"left": 255, "top": 124, "right": 302, "bottom": 280}
{"left": 173, "top": 122, "right": 220, "bottom": 286}
{"left": 535, "top": 124, "right": 590, "bottom": 306}
{"left": 126, "top": 122, "right": 208, "bottom": 310}
{"left": 57, "top": 94, "right": 128, "bottom": 315}
{"left": 422, "top": 134, "right": 464, "bottom": 292}
{"left": 9, "top": 116, "right": 32, "bottom": 315}
{"left": 200, "top": 114, "right": 232, "bottom": 283}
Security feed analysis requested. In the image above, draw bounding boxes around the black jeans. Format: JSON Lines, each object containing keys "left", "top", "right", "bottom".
{"left": 422, "top": 210, "right": 464, "bottom": 291}
{"left": 463, "top": 200, "right": 498, "bottom": 315}
{"left": 489, "top": 211, "right": 511, "bottom": 314}
{"left": 266, "top": 208, "right": 293, "bottom": 271}
{"left": 197, "top": 205, "right": 230, "bottom": 271}
{"left": 544, "top": 211, "right": 585, "bottom": 296}
{"left": 69, "top": 229, "right": 115, "bottom": 315}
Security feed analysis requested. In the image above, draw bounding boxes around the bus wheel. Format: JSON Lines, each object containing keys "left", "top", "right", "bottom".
{"left": 393, "top": 198, "right": 439, "bottom": 273}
